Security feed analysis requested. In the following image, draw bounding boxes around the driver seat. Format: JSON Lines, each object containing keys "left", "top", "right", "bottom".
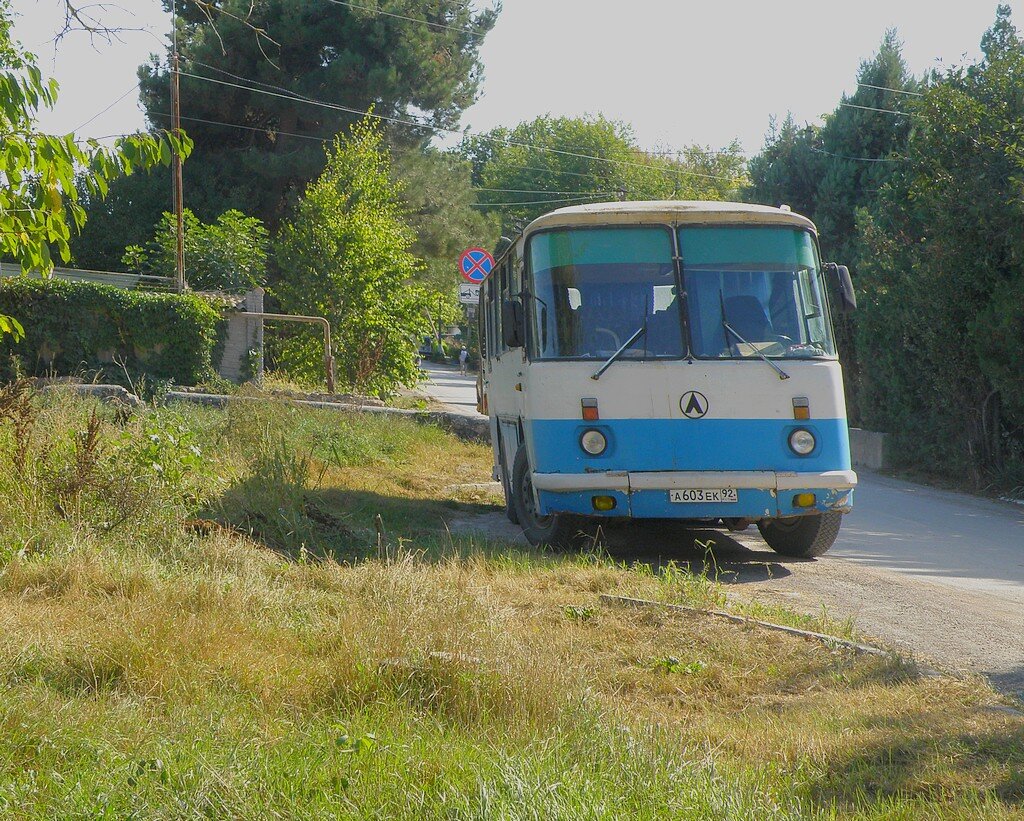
{"left": 723, "top": 295, "right": 773, "bottom": 341}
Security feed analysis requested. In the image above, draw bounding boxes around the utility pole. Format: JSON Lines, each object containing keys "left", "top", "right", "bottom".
{"left": 170, "top": 3, "right": 185, "bottom": 293}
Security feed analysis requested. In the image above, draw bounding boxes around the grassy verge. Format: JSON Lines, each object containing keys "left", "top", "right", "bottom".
{"left": 0, "top": 384, "right": 1020, "bottom": 818}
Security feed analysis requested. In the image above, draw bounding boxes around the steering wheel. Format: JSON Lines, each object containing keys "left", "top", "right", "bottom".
{"left": 761, "top": 334, "right": 795, "bottom": 355}
{"left": 593, "top": 327, "right": 621, "bottom": 350}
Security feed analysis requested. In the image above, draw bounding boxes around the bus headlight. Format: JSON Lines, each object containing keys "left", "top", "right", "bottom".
{"left": 580, "top": 429, "right": 607, "bottom": 456}
{"left": 788, "top": 428, "right": 816, "bottom": 456}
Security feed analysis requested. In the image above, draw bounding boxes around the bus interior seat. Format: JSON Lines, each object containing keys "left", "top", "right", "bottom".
{"left": 723, "top": 295, "right": 773, "bottom": 341}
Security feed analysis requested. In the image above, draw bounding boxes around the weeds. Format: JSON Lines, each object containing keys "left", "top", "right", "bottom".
{"left": 0, "top": 390, "right": 1017, "bottom": 818}
{"left": 0, "top": 377, "right": 37, "bottom": 475}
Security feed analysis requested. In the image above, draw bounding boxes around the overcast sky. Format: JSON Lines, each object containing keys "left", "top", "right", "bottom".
{"left": 10, "top": 0, "right": 1023, "bottom": 156}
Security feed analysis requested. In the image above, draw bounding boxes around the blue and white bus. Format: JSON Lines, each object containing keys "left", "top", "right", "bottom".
{"left": 477, "top": 201, "right": 858, "bottom": 557}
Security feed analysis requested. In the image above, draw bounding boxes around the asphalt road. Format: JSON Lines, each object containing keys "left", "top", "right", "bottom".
{"left": 422, "top": 361, "right": 1024, "bottom": 693}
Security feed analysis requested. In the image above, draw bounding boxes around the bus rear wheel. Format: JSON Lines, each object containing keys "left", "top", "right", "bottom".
{"left": 757, "top": 512, "right": 841, "bottom": 558}
{"left": 511, "top": 445, "right": 583, "bottom": 549}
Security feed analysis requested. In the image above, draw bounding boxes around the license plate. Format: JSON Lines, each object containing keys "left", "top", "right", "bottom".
{"left": 668, "top": 488, "right": 738, "bottom": 504}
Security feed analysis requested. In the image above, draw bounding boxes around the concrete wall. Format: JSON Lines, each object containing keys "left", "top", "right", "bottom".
{"left": 849, "top": 427, "right": 888, "bottom": 471}
{"left": 217, "top": 288, "right": 264, "bottom": 383}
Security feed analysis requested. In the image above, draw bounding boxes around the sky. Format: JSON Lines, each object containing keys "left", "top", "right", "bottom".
{"left": 10, "top": 0, "right": 1024, "bottom": 156}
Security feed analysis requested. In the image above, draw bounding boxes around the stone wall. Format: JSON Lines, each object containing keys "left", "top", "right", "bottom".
{"left": 849, "top": 427, "right": 889, "bottom": 471}
{"left": 217, "top": 288, "right": 264, "bottom": 383}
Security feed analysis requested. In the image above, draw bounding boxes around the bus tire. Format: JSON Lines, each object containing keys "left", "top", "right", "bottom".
{"left": 501, "top": 465, "right": 520, "bottom": 524}
{"left": 757, "top": 511, "right": 841, "bottom": 558}
{"left": 511, "top": 445, "right": 582, "bottom": 549}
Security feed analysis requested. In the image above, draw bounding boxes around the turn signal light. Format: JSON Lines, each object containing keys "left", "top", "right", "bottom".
{"left": 792, "top": 397, "right": 810, "bottom": 420}
{"left": 592, "top": 495, "right": 617, "bottom": 511}
{"left": 581, "top": 397, "right": 599, "bottom": 421}
{"left": 793, "top": 493, "right": 816, "bottom": 508}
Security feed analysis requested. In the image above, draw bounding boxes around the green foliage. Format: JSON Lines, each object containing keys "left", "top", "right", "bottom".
{"left": 0, "top": 0, "right": 189, "bottom": 340}
{"left": 392, "top": 145, "right": 499, "bottom": 316}
{"left": 131, "top": 414, "right": 206, "bottom": 491}
{"left": 274, "top": 118, "right": 430, "bottom": 396}
{"left": 124, "top": 208, "right": 269, "bottom": 293}
{"left": 853, "top": 5, "right": 1024, "bottom": 483}
{"left": 0, "top": 279, "right": 223, "bottom": 386}
{"left": 462, "top": 115, "right": 746, "bottom": 235}
{"left": 70, "top": 169, "right": 172, "bottom": 272}
{"left": 745, "top": 32, "right": 919, "bottom": 423}
{"left": 0, "top": 3, "right": 189, "bottom": 275}
{"left": 135, "top": 0, "right": 498, "bottom": 227}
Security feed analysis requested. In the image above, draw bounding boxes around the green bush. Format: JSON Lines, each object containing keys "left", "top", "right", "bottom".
{"left": 0, "top": 278, "right": 223, "bottom": 386}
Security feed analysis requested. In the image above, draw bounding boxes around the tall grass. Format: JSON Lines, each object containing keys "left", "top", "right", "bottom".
{"left": 0, "top": 385, "right": 1019, "bottom": 818}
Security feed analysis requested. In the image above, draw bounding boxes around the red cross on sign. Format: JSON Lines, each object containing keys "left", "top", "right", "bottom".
{"left": 458, "top": 247, "right": 495, "bottom": 284}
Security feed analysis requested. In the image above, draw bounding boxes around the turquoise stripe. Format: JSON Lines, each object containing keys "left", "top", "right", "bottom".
{"left": 679, "top": 226, "right": 816, "bottom": 267}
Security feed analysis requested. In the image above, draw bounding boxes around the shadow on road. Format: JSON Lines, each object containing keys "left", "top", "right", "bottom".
{"left": 596, "top": 520, "right": 800, "bottom": 584}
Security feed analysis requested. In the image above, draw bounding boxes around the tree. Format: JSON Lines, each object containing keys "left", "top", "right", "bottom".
{"left": 124, "top": 208, "right": 269, "bottom": 292}
{"left": 745, "top": 114, "right": 824, "bottom": 219}
{"left": 134, "top": 0, "right": 498, "bottom": 228}
{"left": 461, "top": 115, "right": 746, "bottom": 235}
{"left": 391, "top": 144, "right": 498, "bottom": 319}
{"left": 745, "top": 32, "right": 919, "bottom": 422}
{"left": 0, "top": 0, "right": 189, "bottom": 337}
{"left": 274, "top": 117, "right": 428, "bottom": 396}
{"left": 71, "top": 168, "right": 174, "bottom": 272}
{"left": 853, "top": 5, "right": 1024, "bottom": 483}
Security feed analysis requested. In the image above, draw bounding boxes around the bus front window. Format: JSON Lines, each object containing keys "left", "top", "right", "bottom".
{"left": 528, "top": 227, "right": 683, "bottom": 360}
{"left": 679, "top": 226, "right": 836, "bottom": 360}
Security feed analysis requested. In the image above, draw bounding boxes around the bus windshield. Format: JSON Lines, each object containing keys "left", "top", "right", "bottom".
{"left": 679, "top": 226, "right": 836, "bottom": 360}
{"left": 528, "top": 227, "right": 684, "bottom": 360}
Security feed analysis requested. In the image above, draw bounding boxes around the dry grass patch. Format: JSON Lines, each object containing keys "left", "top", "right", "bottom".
{"left": 0, "top": 391, "right": 1020, "bottom": 817}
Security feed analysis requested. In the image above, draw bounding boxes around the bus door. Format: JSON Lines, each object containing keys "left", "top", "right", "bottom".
{"left": 488, "top": 254, "right": 527, "bottom": 484}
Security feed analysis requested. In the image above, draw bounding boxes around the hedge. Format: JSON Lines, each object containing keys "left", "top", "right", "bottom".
{"left": 0, "top": 278, "right": 224, "bottom": 386}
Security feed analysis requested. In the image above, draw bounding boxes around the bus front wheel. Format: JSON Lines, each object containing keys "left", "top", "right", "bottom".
{"left": 757, "top": 512, "right": 842, "bottom": 558}
{"left": 511, "top": 446, "right": 583, "bottom": 549}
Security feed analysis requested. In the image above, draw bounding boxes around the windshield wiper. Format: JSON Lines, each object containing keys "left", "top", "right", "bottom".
{"left": 592, "top": 292, "right": 653, "bottom": 380}
{"left": 591, "top": 324, "right": 646, "bottom": 380}
{"left": 718, "top": 290, "right": 790, "bottom": 381}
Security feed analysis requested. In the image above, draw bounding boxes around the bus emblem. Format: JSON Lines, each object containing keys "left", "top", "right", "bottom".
{"left": 680, "top": 391, "right": 708, "bottom": 419}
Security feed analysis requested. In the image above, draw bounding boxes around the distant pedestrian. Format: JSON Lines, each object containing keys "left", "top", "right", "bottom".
{"left": 458, "top": 346, "right": 469, "bottom": 375}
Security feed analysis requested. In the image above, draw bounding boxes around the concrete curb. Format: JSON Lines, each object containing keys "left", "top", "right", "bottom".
{"left": 40, "top": 383, "right": 145, "bottom": 408}
{"left": 599, "top": 593, "right": 893, "bottom": 657}
{"left": 164, "top": 391, "right": 491, "bottom": 444}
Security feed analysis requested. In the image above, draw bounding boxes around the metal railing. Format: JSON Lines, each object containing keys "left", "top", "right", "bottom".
{"left": 0, "top": 263, "right": 175, "bottom": 291}
{"left": 236, "top": 311, "right": 336, "bottom": 393}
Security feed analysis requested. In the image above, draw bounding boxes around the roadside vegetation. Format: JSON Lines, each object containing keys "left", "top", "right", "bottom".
{"left": 0, "top": 387, "right": 1020, "bottom": 817}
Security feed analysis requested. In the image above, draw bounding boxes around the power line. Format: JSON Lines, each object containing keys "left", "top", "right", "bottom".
{"left": 810, "top": 146, "right": 907, "bottom": 163}
{"left": 322, "top": 0, "right": 486, "bottom": 36}
{"left": 839, "top": 101, "right": 915, "bottom": 117}
{"left": 179, "top": 68, "right": 745, "bottom": 184}
{"left": 151, "top": 110, "right": 327, "bottom": 142}
{"left": 190, "top": 61, "right": 597, "bottom": 190}
{"left": 857, "top": 82, "right": 924, "bottom": 97}
{"left": 73, "top": 82, "right": 140, "bottom": 133}
{"left": 470, "top": 194, "right": 607, "bottom": 208}
{"left": 150, "top": 111, "right": 617, "bottom": 196}
{"left": 472, "top": 186, "right": 615, "bottom": 195}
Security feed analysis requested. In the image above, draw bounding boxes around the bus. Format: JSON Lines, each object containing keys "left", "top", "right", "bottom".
{"left": 477, "top": 201, "right": 858, "bottom": 558}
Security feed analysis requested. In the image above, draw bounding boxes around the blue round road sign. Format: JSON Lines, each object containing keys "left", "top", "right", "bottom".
{"left": 459, "top": 247, "right": 495, "bottom": 284}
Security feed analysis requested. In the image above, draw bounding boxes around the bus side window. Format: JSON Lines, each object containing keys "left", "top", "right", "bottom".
{"left": 510, "top": 256, "right": 522, "bottom": 300}
{"left": 490, "top": 273, "right": 502, "bottom": 359}
{"left": 497, "top": 258, "right": 511, "bottom": 354}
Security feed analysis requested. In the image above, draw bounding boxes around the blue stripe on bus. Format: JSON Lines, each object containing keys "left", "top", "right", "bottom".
{"left": 525, "top": 417, "right": 851, "bottom": 474}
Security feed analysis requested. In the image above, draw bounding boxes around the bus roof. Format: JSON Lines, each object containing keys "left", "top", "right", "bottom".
{"left": 522, "top": 200, "right": 816, "bottom": 236}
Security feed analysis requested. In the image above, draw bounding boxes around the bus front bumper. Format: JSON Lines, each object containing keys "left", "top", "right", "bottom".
{"left": 531, "top": 470, "right": 857, "bottom": 519}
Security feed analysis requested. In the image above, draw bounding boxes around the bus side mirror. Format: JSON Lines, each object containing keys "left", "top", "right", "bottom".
{"left": 824, "top": 263, "right": 857, "bottom": 313}
{"left": 501, "top": 298, "right": 525, "bottom": 348}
